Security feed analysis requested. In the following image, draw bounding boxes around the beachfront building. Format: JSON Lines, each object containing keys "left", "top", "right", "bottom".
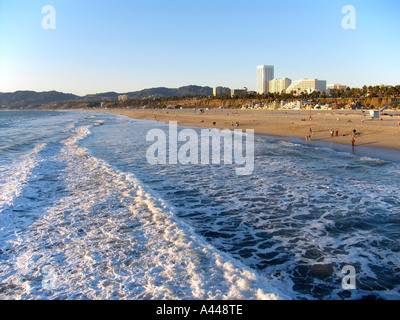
{"left": 257, "top": 65, "right": 274, "bottom": 94}
{"left": 327, "top": 84, "right": 347, "bottom": 95}
{"left": 213, "top": 86, "right": 231, "bottom": 96}
{"left": 231, "top": 87, "right": 248, "bottom": 97}
{"left": 118, "top": 95, "right": 128, "bottom": 102}
{"left": 269, "top": 78, "right": 292, "bottom": 94}
{"left": 281, "top": 100, "right": 303, "bottom": 110}
{"left": 327, "top": 84, "right": 347, "bottom": 90}
{"left": 285, "top": 79, "right": 327, "bottom": 96}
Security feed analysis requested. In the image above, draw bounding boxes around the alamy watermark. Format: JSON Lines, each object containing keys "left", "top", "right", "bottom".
{"left": 42, "top": 5, "right": 56, "bottom": 30}
{"left": 146, "top": 122, "right": 254, "bottom": 176}
{"left": 342, "top": 5, "right": 356, "bottom": 30}
{"left": 41, "top": 4, "right": 356, "bottom": 31}
{"left": 341, "top": 265, "right": 356, "bottom": 290}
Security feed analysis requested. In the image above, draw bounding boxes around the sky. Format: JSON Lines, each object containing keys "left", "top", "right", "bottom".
{"left": 0, "top": 0, "right": 399, "bottom": 95}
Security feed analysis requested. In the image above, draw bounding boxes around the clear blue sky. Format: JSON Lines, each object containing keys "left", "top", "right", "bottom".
{"left": 1, "top": 0, "right": 399, "bottom": 95}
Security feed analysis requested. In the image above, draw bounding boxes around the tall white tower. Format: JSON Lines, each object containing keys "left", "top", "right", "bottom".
{"left": 257, "top": 65, "right": 274, "bottom": 94}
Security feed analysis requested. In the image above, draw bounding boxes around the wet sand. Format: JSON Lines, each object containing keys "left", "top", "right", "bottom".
{"left": 106, "top": 108, "right": 400, "bottom": 156}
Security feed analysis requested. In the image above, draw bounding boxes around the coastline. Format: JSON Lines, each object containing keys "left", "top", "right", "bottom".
{"left": 104, "top": 108, "right": 400, "bottom": 161}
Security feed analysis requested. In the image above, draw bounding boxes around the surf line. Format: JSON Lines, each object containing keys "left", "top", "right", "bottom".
{"left": 146, "top": 121, "right": 254, "bottom": 176}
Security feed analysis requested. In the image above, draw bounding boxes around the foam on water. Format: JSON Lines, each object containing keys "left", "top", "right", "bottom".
{"left": 0, "top": 122, "right": 289, "bottom": 300}
{"left": 80, "top": 114, "right": 400, "bottom": 300}
{"left": 0, "top": 143, "right": 46, "bottom": 211}
{"left": 1, "top": 111, "right": 399, "bottom": 300}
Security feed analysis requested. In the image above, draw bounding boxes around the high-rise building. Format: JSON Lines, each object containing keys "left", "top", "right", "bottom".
{"left": 257, "top": 65, "right": 274, "bottom": 94}
{"left": 269, "top": 78, "right": 292, "bottom": 94}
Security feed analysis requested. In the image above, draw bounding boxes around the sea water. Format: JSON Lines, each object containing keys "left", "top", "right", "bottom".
{"left": 0, "top": 110, "right": 399, "bottom": 300}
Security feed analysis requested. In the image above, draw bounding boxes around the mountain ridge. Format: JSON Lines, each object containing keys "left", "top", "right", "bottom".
{"left": 0, "top": 85, "right": 213, "bottom": 108}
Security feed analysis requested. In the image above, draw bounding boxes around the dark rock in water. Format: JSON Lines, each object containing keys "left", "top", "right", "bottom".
{"left": 310, "top": 264, "right": 334, "bottom": 280}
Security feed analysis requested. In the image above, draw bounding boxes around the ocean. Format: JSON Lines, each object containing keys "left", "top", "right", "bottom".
{"left": 0, "top": 110, "right": 399, "bottom": 300}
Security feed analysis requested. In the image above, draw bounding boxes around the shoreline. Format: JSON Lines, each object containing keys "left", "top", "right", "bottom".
{"left": 104, "top": 108, "right": 400, "bottom": 162}
{"left": 274, "top": 134, "right": 400, "bottom": 162}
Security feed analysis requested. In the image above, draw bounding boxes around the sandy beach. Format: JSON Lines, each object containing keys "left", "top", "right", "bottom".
{"left": 106, "top": 108, "right": 400, "bottom": 153}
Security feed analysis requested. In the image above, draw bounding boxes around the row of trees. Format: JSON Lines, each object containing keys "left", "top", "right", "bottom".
{"left": 328, "top": 85, "right": 400, "bottom": 99}
{"left": 210, "top": 85, "right": 400, "bottom": 101}
{"left": 79, "top": 84, "right": 400, "bottom": 110}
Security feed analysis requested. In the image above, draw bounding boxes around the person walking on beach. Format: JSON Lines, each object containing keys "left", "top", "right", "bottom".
{"left": 331, "top": 129, "right": 334, "bottom": 137}
{"left": 352, "top": 138, "right": 355, "bottom": 147}
{"left": 336, "top": 130, "right": 339, "bottom": 137}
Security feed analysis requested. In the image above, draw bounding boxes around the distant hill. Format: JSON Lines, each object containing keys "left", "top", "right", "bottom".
{"left": 0, "top": 86, "right": 213, "bottom": 108}
{"left": 81, "top": 92, "right": 120, "bottom": 101}
{"left": 82, "top": 85, "right": 213, "bottom": 100}
{"left": 0, "top": 91, "right": 79, "bottom": 109}
{"left": 130, "top": 85, "right": 213, "bottom": 98}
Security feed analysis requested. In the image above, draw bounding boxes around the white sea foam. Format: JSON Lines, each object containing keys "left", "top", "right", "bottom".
{"left": 0, "top": 124, "right": 290, "bottom": 300}
{"left": 0, "top": 143, "right": 46, "bottom": 211}
{"left": 1, "top": 112, "right": 399, "bottom": 300}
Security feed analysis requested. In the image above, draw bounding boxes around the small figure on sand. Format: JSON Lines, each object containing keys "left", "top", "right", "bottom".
{"left": 330, "top": 129, "right": 334, "bottom": 137}
{"left": 213, "top": 121, "right": 216, "bottom": 126}
{"left": 335, "top": 130, "right": 339, "bottom": 137}
{"left": 352, "top": 138, "right": 355, "bottom": 147}
{"left": 235, "top": 122, "right": 239, "bottom": 127}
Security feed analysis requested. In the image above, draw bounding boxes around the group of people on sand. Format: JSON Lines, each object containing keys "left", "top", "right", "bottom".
{"left": 330, "top": 128, "right": 357, "bottom": 147}
{"left": 305, "top": 127, "right": 357, "bottom": 147}
{"left": 330, "top": 129, "right": 339, "bottom": 137}
{"left": 305, "top": 127, "right": 314, "bottom": 143}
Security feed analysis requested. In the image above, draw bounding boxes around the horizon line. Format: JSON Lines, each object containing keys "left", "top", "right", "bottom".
{"left": 2, "top": 83, "right": 400, "bottom": 97}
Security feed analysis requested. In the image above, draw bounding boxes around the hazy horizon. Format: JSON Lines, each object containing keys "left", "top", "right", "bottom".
{"left": 0, "top": 84, "right": 212, "bottom": 96}
{"left": 1, "top": 82, "right": 400, "bottom": 97}
{"left": 1, "top": 0, "right": 399, "bottom": 95}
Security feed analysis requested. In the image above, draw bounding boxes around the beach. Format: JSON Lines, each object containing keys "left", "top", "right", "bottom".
{"left": 106, "top": 108, "right": 400, "bottom": 152}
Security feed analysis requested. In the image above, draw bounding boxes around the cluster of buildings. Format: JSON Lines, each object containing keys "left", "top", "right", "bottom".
{"left": 240, "top": 100, "right": 362, "bottom": 111}
{"left": 256, "top": 64, "right": 330, "bottom": 96}
{"left": 118, "top": 95, "right": 128, "bottom": 102}
{"left": 213, "top": 64, "right": 347, "bottom": 97}
{"left": 212, "top": 86, "right": 249, "bottom": 97}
